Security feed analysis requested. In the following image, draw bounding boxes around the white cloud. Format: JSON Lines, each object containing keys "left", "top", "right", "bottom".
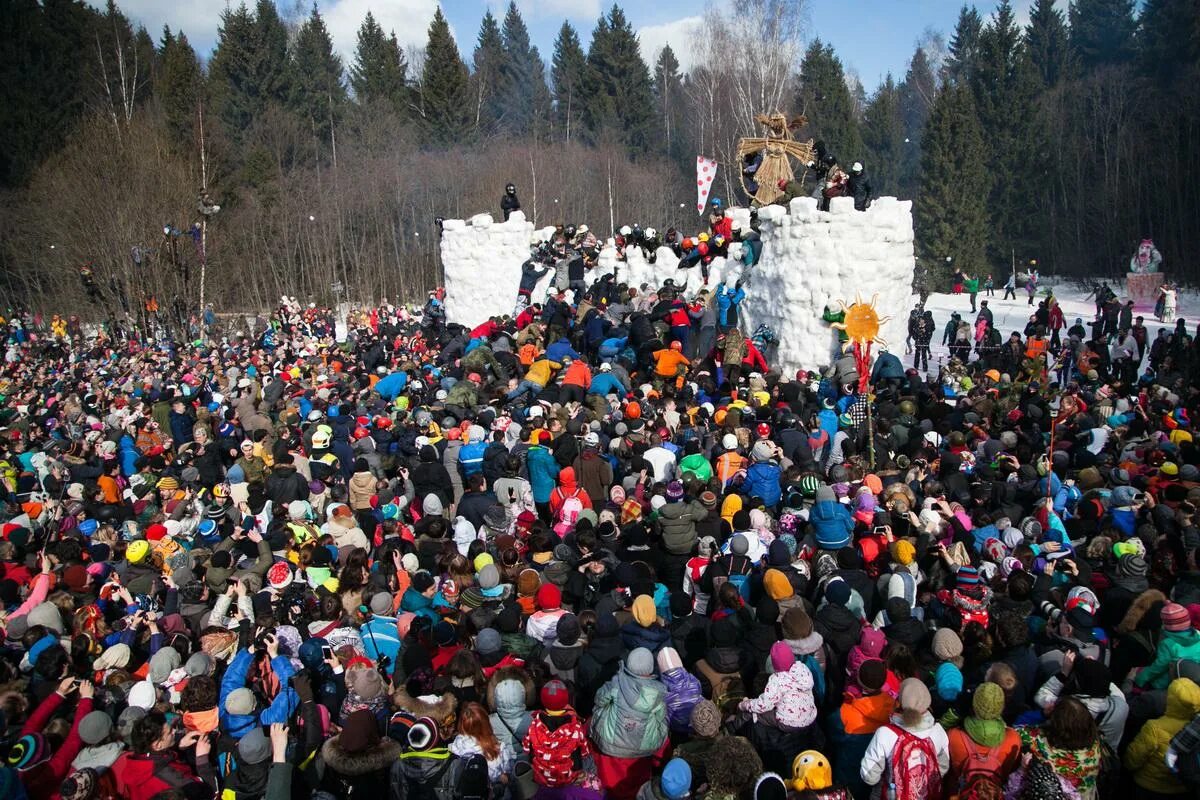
{"left": 637, "top": 15, "right": 703, "bottom": 73}
{"left": 88, "top": 0, "right": 442, "bottom": 61}
{"left": 514, "top": 0, "right": 602, "bottom": 20}
{"left": 319, "top": 0, "right": 441, "bottom": 58}
{"left": 86, "top": 0, "right": 222, "bottom": 49}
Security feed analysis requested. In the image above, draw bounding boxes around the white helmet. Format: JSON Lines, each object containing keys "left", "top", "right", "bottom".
{"left": 578, "top": 224, "right": 588, "bottom": 234}
{"left": 851, "top": 161, "right": 863, "bottom": 173}
{"left": 620, "top": 225, "right": 632, "bottom": 236}
{"left": 645, "top": 227, "right": 656, "bottom": 238}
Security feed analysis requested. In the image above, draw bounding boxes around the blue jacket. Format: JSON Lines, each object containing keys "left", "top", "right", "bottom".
{"left": 744, "top": 461, "right": 782, "bottom": 507}
{"left": 870, "top": 351, "right": 905, "bottom": 381}
{"left": 526, "top": 445, "right": 559, "bottom": 504}
{"left": 598, "top": 336, "right": 629, "bottom": 360}
{"left": 588, "top": 373, "right": 627, "bottom": 396}
{"left": 810, "top": 500, "right": 853, "bottom": 549}
{"left": 545, "top": 339, "right": 580, "bottom": 363}
{"left": 118, "top": 435, "right": 140, "bottom": 477}
{"left": 219, "top": 648, "right": 300, "bottom": 739}
{"left": 458, "top": 441, "right": 486, "bottom": 476}
{"left": 818, "top": 408, "right": 839, "bottom": 442}
{"left": 361, "top": 614, "right": 401, "bottom": 666}
{"left": 374, "top": 371, "right": 409, "bottom": 400}
{"left": 400, "top": 588, "right": 440, "bottom": 625}
{"left": 716, "top": 284, "right": 744, "bottom": 327}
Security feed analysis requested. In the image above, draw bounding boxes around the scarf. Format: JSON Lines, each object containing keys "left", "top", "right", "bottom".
{"left": 963, "top": 715, "right": 1005, "bottom": 747}
{"left": 183, "top": 707, "right": 219, "bottom": 733}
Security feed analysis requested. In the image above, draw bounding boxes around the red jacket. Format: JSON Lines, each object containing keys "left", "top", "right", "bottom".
{"left": 111, "top": 750, "right": 205, "bottom": 800}
{"left": 1048, "top": 303, "right": 1065, "bottom": 330}
{"left": 742, "top": 341, "right": 769, "bottom": 372}
{"left": 470, "top": 320, "right": 500, "bottom": 340}
{"left": 20, "top": 694, "right": 92, "bottom": 800}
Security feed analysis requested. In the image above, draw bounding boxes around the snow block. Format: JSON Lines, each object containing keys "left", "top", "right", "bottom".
{"left": 439, "top": 199, "right": 916, "bottom": 374}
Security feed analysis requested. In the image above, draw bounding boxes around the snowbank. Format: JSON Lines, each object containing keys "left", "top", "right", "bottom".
{"left": 439, "top": 197, "right": 916, "bottom": 373}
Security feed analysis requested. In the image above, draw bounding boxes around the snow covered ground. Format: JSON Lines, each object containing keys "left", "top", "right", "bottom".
{"left": 913, "top": 277, "right": 1191, "bottom": 375}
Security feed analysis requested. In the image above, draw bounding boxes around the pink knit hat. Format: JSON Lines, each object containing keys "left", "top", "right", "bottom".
{"left": 770, "top": 641, "right": 795, "bottom": 673}
{"left": 1161, "top": 603, "right": 1192, "bottom": 633}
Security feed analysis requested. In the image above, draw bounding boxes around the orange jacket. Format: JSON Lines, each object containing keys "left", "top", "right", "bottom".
{"left": 837, "top": 691, "right": 895, "bottom": 735}
{"left": 562, "top": 361, "right": 593, "bottom": 388}
{"left": 715, "top": 452, "right": 747, "bottom": 486}
{"left": 946, "top": 726, "right": 1022, "bottom": 789}
{"left": 652, "top": 349, "right": 690, "bottom": 378}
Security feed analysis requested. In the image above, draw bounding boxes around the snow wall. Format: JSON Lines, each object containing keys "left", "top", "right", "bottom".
{"left": 440, "top": 198, "right": 916, "bottom": 374}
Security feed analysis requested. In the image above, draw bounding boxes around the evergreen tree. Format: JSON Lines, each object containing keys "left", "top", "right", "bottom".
{"left": 944, "top": 5, "right": 983, "bottom": 87}
{"left": 156, "top": 27, "right": 203, "bottom": 146}
{"left": 917, "top": 84, "right": 990, "bottom": 281}
{"left": 499, "top": 1, "right": 551, "bottom": 136}
{"left": 796, "top": 40, "right": 864, "bottom": 164}
{"left": 420, "top": 7, "right": 470, "bottom": 146}
{"left": 653, "top": 45, "right": 686, "bottom": 163}
{"left": 288, "top": 4, "right": 346, "bottom": 135}
{"left": 0, "top": 0, "right": 101, "bottom": 185}
{"left": 252, "top": 0, "right": 291, "bottom": 104}
{"left": 897, "top": 46, "right": 936, "bottom": 198}
{"left": 1138, "top": 0, "right": 1200, "bottom": 84}
{"left": 551, "top": 22, "right": 587, "bottom": 141}
{"left": 350, "top": 11, "right": 408, "bottom": 113}
{"left": 471, "top": 11, "right": 505, "bottom": 134}
{"left": 209, "top": 0, "right": 290, "bottom": 137}
{"left": 973, "top": 0, "right": 1040, "bottom": 264}
{"left": 860, "top": 76, "right": 905, "bottom": 196}
{"left": 1026, "top": 0, "right": 1070, "bottom": 88}
{"left": 1069, "top": 0, "right": 1137, "bottom": 70}
{"left": 582, "top": 6, "right": 655, "bottom": 155}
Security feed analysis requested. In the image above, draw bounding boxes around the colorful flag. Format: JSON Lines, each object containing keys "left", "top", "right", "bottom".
{"left": 696, "top": 156, "right": 717, "bottom": 213}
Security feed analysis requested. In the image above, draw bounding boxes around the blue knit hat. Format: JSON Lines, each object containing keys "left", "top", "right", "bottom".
{"left": 661, "top": 758, "right": 692, "bottom": 800}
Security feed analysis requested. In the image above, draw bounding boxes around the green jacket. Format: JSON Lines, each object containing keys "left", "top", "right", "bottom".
{"left": 679, "top": 453, "right": 714, "bottom": 483}
{"left": 1135, "top": 628, "right": 1200, "bottom": 689}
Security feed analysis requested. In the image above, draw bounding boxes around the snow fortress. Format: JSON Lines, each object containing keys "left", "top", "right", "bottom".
{"left": 439, "top": 197, "right": 916, "bottom": 374}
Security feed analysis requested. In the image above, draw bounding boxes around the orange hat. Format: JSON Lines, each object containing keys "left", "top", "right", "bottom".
{"left": 624, "top": 401, "right": 641, "bottom": 420}
{"left": 862, "top": 474, "right": 883, "bottom": 495}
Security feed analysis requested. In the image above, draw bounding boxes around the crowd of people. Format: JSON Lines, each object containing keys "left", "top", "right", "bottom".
{"left": 1, "top": 211, "right": 1200, "bottom": 800}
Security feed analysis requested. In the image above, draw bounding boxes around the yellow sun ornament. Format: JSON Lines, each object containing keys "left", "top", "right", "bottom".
{"left": 829, "top": 292, "right": 891, "bottom": 392}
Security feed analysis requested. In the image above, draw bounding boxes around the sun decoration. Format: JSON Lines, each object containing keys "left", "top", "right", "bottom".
{"left": 829, "top": 292, "right": 891, "bottom": 392}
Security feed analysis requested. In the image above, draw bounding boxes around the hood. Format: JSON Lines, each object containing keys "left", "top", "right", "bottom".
{"left": 72, "top": 741, "right": 125, "bottom": 770}
{"left": 558, "top": 466, "right": 578, "bottom": 488}
{"left": 1165, "top": 677, "right": 1200, "bottom": 720}
{"left": 809, "top": 500, "right": 844, "bottom": 523}
{"left": 659, "top": 503, "right": 694, "bottom": 521}
{"left": 493, "top": 678, "right": 529, "bottom": 718}
{"left": 615, "top": 666, "right": 665, "bottom": 711}
{"left": 320, "top": 736, "right": 402, "bottom": 776}
{"left": 349, "top": 472, "right": 374, "bottom": 490}
{"left": 893, "top": 709, "right": 938, "bottom": 733}
{"left": 548, "top": 641, "right": 584, "bottom": 670}
{"left": 705, "top": 645, "right": 741, "bottom": 673}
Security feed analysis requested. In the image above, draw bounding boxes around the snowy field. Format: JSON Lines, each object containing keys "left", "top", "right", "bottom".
{"left": 911, "top": 277, "right": 1191, "bottom": 375}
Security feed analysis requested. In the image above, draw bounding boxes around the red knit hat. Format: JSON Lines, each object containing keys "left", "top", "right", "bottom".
{"left": 536, "top": 583, "right": 561, "bottom": 611}
{"left": 145, "top": 524, "right": 168, "bottom": 542}
{"left": 1161, "top": 602, "right": 1192, "bottom": 632}
{"left": 540, "top": 679, "right": 569, "bottom": 712}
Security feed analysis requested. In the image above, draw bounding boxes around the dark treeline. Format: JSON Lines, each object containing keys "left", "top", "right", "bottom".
{"left": 0, "top": 0, "right": 1197, "bottom": 317}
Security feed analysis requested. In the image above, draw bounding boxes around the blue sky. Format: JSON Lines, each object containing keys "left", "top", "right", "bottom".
{"left": 96, "top": 1, "right": 1060, "bottom": 93}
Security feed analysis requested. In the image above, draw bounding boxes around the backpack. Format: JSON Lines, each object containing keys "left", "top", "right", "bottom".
{"left": 710, "top": 554, "right": 753, "bottom": 602}
{"left": 886, "top": 724, "right": 942, "bottom": 800}
{"left": 1172, "top": 717, "right": 1200, "bottom": 787}
{"left": 951, "top": 732, "right": 1005, "bottom": 800}
{"left": 556, "top": 489, "right": 584, "bottom": 527}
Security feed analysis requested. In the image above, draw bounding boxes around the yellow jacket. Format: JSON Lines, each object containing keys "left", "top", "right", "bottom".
{"left": 1124, "top": 677, "right": 1200, "bottom": 794}
{"left": 523, "top": 359, "right": 561, "bottom": 387}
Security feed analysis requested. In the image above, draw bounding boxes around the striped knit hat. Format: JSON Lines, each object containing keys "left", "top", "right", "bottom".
{"left": 1161, "top": 602, "right": 1192, "bottom": 632}
{"left": 956, "top": 565, "right": 981, "bottom": 587}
